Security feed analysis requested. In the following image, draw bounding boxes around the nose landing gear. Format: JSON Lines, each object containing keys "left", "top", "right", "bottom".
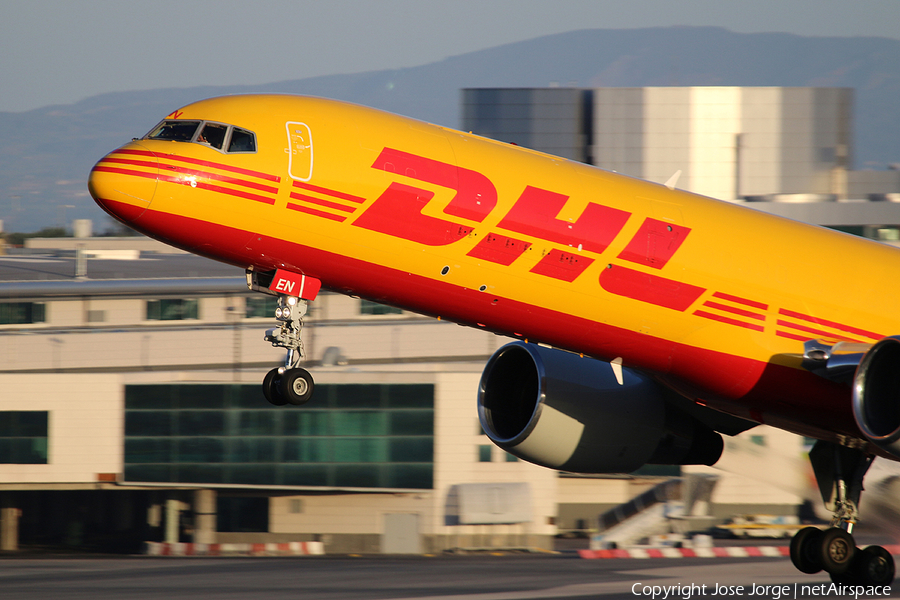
{"left": 789, "top": 441, "right": 895, "bottom": 586}
{"left": 248, "top": 268, "right": 321, "bottom": 406}
{"left": 261, "top": 294, "right": 315, "bottom": 405}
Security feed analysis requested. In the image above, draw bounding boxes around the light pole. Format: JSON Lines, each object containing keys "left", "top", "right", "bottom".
{"left": 58, "top": 204, "right": 75, "bottom": 231}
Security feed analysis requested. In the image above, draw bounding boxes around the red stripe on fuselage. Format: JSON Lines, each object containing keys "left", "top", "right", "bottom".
{"left": 292, "top": 181, "right": 366, "bottom": 203}
{"left": 776, "top": 319, "right": 862, "bottom": 344}
{"left": 702, "top": 301, "right": 766, "bottom": 321}
{"left": 777, "top": 330, "right": 816, "bottom": 343}
{"left": 694, "top": 310, "right": 765, "bottom": 332}
{"left": 156, "top": 173, "right": 276, "bottom": 205}
{"left": 712, "top": 292, "right": 768, "bottom": 311}
{"left": 102, "top": 157, "right": 279, "bottom": 195}
{"left": 778, "top": 308, "right": 882, "bottom": 341}
{"left": 289, "top": 192, "right": 357, "bottom": 213}
{"left": 91, "top": 165, "right": 157, "bottom": 180}
{"left": 286, "top": 203, "right": 347, "bottom": 222}
{"left": 113, "top": 148, "right": 281, "bottom": 182}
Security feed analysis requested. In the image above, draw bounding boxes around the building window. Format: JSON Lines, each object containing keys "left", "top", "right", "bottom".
{"left": 123, "top": 383, "right": 434, "bottom": 490}
{"left": 0, "top": 302, "right": 46, "bottom": 325}
{"left": 478, "top": 445, "right": 493, "bottom": 462}
{"left": 360, "top": 300, "right": 402, "bottom": 315}
{"left": 0, "top": 411, "right": 49, "bottom": 464}
{"left": 146, "top": 299, "right": 199, "bottom": 321}
{"left": 245, "top": 296, "right": 278, "bottom": 319}
{"left": 86, "top": 310, "right": 106, "bottom": 323}
{"left": 217, "top": 497, "right": 268, "bottom": 532}
{"left": 505, "top": 452, "right": 518, "bottom": 462}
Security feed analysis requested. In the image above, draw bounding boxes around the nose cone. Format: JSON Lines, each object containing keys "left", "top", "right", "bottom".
{"left": 89, "top": 143, "right": 158, "bottom": 223}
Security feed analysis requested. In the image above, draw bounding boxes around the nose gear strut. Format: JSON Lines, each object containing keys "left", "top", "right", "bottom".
{"left": 247, "top": 268, "right": 321, "bottom": 406}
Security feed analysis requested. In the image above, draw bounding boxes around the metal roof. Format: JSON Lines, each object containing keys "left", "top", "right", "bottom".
{"left": 0, "top": 251, "right": 248, "bottom": 298}
{"left": 0, "top": 276, "right": 247, "bottom": 298}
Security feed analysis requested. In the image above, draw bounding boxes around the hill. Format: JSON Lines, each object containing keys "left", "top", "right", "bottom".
{"left": 2, "top": 26, "right": 899, "bottom": 232}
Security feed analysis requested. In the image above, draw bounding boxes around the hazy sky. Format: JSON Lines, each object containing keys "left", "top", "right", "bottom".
{"left": 2, "top": 0, "right": 899, "bottom": 113}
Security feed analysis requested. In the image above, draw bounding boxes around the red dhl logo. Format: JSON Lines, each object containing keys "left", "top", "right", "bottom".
{"left": 352, "top": 148, "right": 700, "bottom": 312}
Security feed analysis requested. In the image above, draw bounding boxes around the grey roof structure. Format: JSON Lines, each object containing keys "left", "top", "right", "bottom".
{"left": 0, "top": 250, "right": 247, "bottom": 298}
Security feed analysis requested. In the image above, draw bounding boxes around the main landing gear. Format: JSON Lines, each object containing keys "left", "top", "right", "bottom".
{"left": 247, "top": 268, "right": 321, "bottom": 407}
{"left": 789, "top": 440, "right": 895, "bottom": 586}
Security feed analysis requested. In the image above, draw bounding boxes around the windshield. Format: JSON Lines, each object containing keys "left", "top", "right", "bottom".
{"left": 147, "top": 120, "right": 201, "bottom": 141}
{"left": 229, "top": 127, "right": 255, "bottom": 153}
{"left": 144, "top": 120, "right": 257, "bottom": 154}
{"left": 197, "top": 123, "right": 228, "bottom": 149}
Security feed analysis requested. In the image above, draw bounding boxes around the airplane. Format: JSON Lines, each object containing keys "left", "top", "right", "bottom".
{"left": 88, "top": 93, "right": 898, "bottom": 586}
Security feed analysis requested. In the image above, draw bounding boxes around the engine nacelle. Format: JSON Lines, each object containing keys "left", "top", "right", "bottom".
{"left": 853, "top": 335, "right": 900, "bottom": 459}
{"left": 477, "top": 342, "right": 723, "bottom": 473}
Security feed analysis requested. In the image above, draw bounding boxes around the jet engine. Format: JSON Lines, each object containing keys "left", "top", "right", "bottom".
{"left": 853, "top": 335, "right": 900, "bottom": 459}
{"left": 477, "top": 342, "right": 724, "bottom": 473}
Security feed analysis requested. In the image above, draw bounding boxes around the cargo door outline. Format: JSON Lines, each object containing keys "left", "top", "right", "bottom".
{"left": 286, "top": 121, "right": 313, "bottom": 181}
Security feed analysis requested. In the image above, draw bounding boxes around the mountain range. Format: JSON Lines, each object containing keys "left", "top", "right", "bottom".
{"left": 2, "top": 26, "right": 899, "bottom": 233}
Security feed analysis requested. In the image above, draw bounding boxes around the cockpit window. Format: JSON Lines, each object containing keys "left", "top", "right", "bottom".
{"left": 197, "top": 123, "right": 228, "bottom": 149}
{"left": 228, "top": 127, "right": 256, "bottom": 153}
{"left": 143, "top": 119, "right": 257, "bottom": 154}
{"left": 148, "top": 120, "right": 201, "bottom": 141}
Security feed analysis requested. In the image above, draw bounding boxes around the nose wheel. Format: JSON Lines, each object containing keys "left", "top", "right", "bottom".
{"left": 262, "top": 367, "right": 288, "bottom": 406}
{"left": 247, "top": 268, "right": 323, "bottom": 407}
{"left": 260, "top": 293, "right": 316, "bottom": 406}
{"left": 263, "top": 366, "right": 314, "bottom": 406}
{"left": 789, "top": 441, "right": 895, "bottom": 586}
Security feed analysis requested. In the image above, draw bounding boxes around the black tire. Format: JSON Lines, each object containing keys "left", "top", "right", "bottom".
{"left": 790, "top": 527, "right": 824, "bottom": 574}
{"left": 262, "top": 367, "right": 288, "bottom": 406}
{"left": 280, "top": 367, "right": 314, "bottom": 405}
{"left": 819, "top": 527, "right": 856, "bottom": 576}
{"left": 857, "top": 546, "right": 895, "bottom": 586}
{"left": 831, "top": 544, "right": 895, "bottom": 586}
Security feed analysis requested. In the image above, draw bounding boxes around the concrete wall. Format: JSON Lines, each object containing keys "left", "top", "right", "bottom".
{"left": 591, "top": 86, "right": 855, "bottom": 202}
{"left": 593, "top": 88, "right": 644, "bottom": 177}
{"left": 689, "top": 87, "right": 742, "bottom": 201}
{"left": 740, "top": 88, "right": 783, "bottom": 197}
{"left": 431, "top": 372, "right": 557, "bottom": 550}
{"left": 643, "top": 87, "right": 692, "bottom": 190}
{"left": 0, "top": 374, "right": 123, "bottom": 484}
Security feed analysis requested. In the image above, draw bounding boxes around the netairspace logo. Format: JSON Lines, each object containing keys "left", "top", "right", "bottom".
{"left": 631, "top": 582, "right": 892, "bottom": 600}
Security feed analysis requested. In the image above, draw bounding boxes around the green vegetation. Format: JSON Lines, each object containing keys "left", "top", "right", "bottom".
{"left": 2, "top": 226, "right": 68, "bottom": 246}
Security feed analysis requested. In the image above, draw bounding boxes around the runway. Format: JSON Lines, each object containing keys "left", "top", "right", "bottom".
{"left": 0, "top": 554, "right": 890, "bottom": 600}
